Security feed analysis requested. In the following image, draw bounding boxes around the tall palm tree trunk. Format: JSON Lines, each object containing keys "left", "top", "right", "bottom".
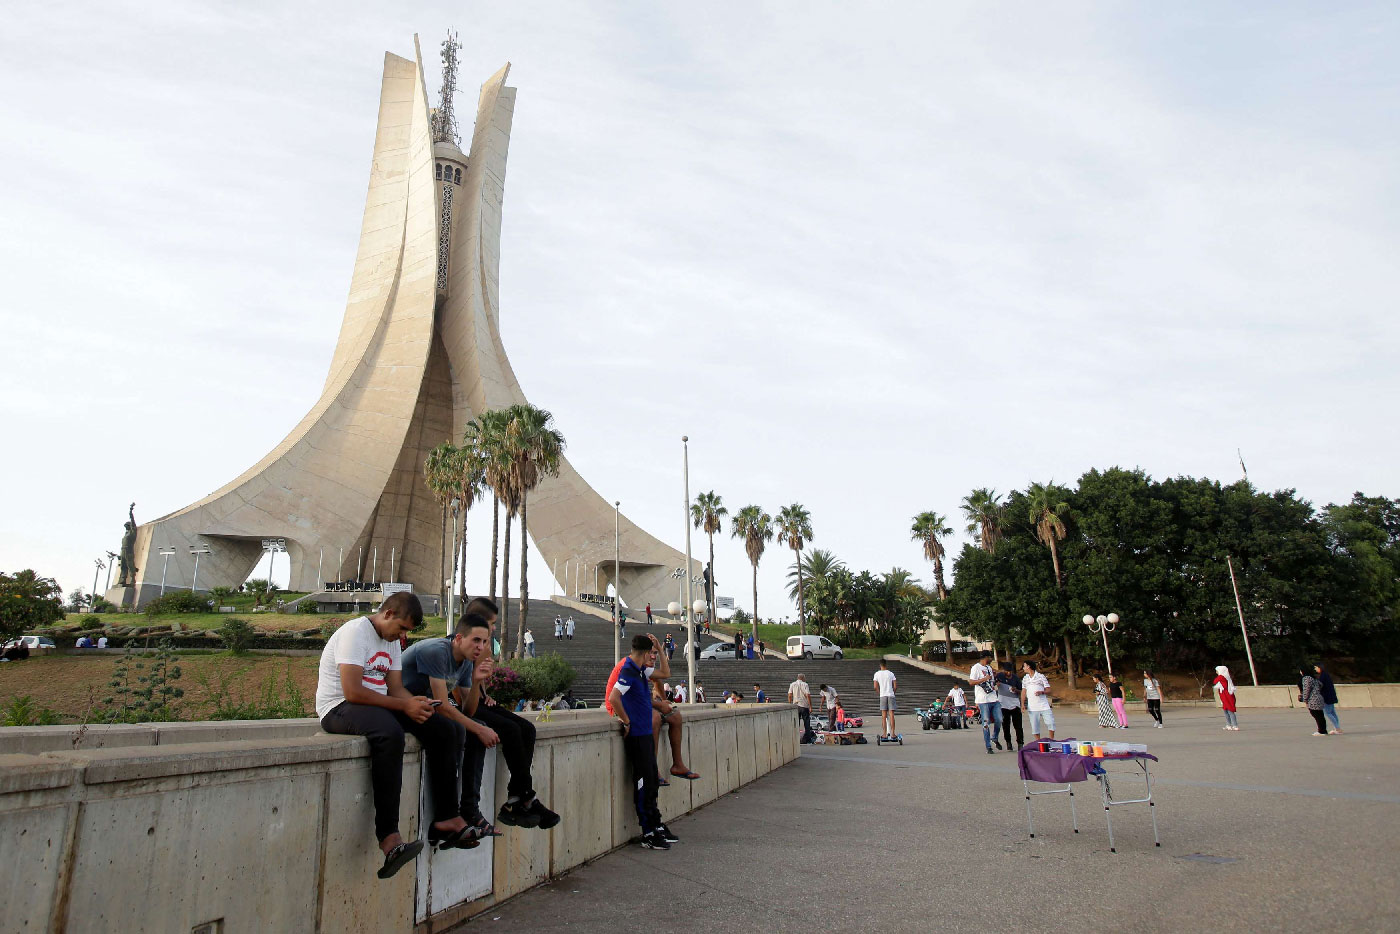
{"left": 518, "top": 493, "right": 530, "bottom": 659}
{"left": 456, "top": 509, "right": 469, "bottom": 612}
{"left": 943, "top": 621, "right": 953, "bottom": 663}
{"left": 1063, "top": 635, "right": 1078, "bottom": 689}
{"left": 502, "top": 513, "right": 513, "bottom": 659}
{"left": 1048, "top": 538, "right": 1076, "bottom": 688}
{"left": 750, "top": 561, "right": 759, "bottom": 647}
{"left": 438, "top": 504, "right": 448, "bottom": 619}
{"left": 795, "top": 546, "right": 807, "bottom": 635}
{"left": 1049, "top": 538, "right": 1063, "bottom": 590}
{"left": 707, "top": 532, "right": 717, "bottom": 631}
{"left": 489, "top": 496, "right": 500, "bottom": 602}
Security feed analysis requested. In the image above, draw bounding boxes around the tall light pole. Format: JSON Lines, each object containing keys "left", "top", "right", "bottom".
{"left": 190, "top": 545, "right": 213, "bottom": 593}
{"left": 682, "top": 436, "right": 696, "bottom": 701}
{"left": 92, "top": 559, "right": 105, "bottom": 608}
{"left": 448, "top": 498, "right": 460, "bottom": 634}
{"left": 317, "top": 547, "right": 324, "bottom": 592}
{"left": 1226, "top": 555, "right": 1260, "bottom": 686}
{"left": 389, "top": 547, "right": 396, "bottom": 585}
{"left": 337, "top": 548, "right": 343, "bottom": 585}
{"left": 1082, "top": 613, "right": 1119, "bottom": 676}
{"left": 372, "top": 546, "right": 378, "bottom": 586}
{"left": 103, "top": 552, "right": 117, "bottom": 592}
{"left": 613, "top": 500, "right": 621, "bottom": 662}
{"left": 158, "top": 547, "right": 177, "bottom": 596}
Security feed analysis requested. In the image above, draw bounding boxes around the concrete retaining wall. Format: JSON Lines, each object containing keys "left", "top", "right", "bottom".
{"left": 1212, "top": 684, "right": 1400, "bottom": 709}
{"left": 0, "top": 703, "right": 797, "bottom": 933}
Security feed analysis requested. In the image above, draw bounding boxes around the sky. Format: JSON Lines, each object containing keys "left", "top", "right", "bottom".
{"left": 1, "top": 1, "right": 1397, "bottom": 616}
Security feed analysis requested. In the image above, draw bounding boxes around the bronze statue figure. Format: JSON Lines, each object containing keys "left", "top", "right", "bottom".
{"left": 118, "top": 502, "right": 138, "bottom": 587}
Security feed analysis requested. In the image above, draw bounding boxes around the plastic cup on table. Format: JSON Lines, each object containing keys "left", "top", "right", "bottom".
{"left": 1092, "top": 744, "right": 1105, "bottom": 757}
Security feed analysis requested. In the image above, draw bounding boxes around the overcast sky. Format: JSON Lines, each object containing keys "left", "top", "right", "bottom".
{"left": 2, "top": 2, "right": 1397, "bottom": 616}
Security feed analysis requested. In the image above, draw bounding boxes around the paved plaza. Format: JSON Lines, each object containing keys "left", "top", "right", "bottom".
{"left": 457, "top": 707, "right": 1399, "bottom": 933}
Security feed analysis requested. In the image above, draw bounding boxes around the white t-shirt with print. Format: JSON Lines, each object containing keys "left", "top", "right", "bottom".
{"left": 873, "top": 669, "right": 897, "bottom": 698}
{"left": 316, "top": 616, "right": 402, "bottom": 719}
{"left": 948, "top": 686, "right": 966, "bottom": 706}
{"left": 970, "top": 663, "right": 998, "bottom": 704}
{"left": 1022, "top": 672, "right": 1052, "bottom": 712}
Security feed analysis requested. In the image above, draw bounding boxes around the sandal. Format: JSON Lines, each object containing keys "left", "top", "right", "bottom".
{"left": 469, "top": 815, "right": 504, "bottom": 838}
{"left": 669, "top": 769, "right": 701, "bottom": 781}
{"left": 427, "top": 824, "right": 472, "bottom": 850}
{"left": 377, "top": 840, "right": 424, "bottom": 879}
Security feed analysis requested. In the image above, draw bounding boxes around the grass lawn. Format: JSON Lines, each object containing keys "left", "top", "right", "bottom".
{"left": 0, "top": 652, "right": 320, "bottom": 723}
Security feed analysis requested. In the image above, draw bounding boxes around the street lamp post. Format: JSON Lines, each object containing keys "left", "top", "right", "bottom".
{"left": 613, "top": 501, "right": 621, "bottom": 663}
{"left": 682, "top": 436, "right": 696, "bottom": 701}
{"left": 317, "top": 548, "right": 324, "bottom": 592}
{"left": 448, "top": 498, "right": 460, "bottom": 635}
{"left": 92, "top": 559, "right": 104, "bottom": 608}
{"left": 1082, "top": 613, "right": 1120, "bottom": 676}
{"left": 190, "top": 545, "right": 213, "bottom": 593}
{"left": 103, "top": 552, "right": 117, "bottom": 592}
{"left": 158, "top": 548, "right": 177, "bottom": 596}
{"left": 1226, "top": 555, "right": 1260, "bottom": 687}
{"left": 390, "top": 547, "right": 396, "bottom": 585}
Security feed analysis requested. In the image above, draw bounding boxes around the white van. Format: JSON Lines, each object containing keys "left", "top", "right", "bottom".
{"left": 786, "top": 634, "right": 843, "bottom": 660}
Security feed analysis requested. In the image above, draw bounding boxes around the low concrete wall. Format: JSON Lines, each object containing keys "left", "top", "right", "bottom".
{"left": 0, "top": 703, "right": 798, "bottom": 933}
{"left": 1205, "top": 684, "right": 1400, "bottom": 709}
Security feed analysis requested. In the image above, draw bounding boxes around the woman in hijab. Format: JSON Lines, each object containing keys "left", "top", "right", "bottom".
{"left": 1299, "top": 664, "right": 1328, "bottom": 736}
{"left": 1212, "top": 665, "right": 1239, "bottom": 731}
{"left": 1108, "top": 674, "right": 1130, "bottom": 728}
{"left": 1092, "top": 673, "right": 1117, "bottom": 728}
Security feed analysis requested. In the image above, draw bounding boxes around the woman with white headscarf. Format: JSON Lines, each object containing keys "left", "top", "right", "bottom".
{"left": 1212, "top": 665, "right": 1239, "bottom": 731}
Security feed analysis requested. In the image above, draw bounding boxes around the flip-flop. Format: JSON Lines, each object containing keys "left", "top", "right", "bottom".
{"left": 377, "top": 840, "right": 424, "bottom": 879}
{"left": 469, "top": 815, "right": 504, "bottom": 838}
{"left": 658, "top": 778, "right": 670, "bottom": 786}
{"left": 669, "top": 769, "right": 701, "bottom": 781}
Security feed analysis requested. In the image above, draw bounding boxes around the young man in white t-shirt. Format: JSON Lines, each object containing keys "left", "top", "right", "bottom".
{"left": 316, "top": 592, "right": 471, "bottom": 879}
{"left": 873, "top": 660, "right": 898, "bottom": 738}
{"left": 969, "top": 652, "right": 1002, "bottom": 754}
{"left": 1020, "top": 659, "right": 1055, "bottom": 740}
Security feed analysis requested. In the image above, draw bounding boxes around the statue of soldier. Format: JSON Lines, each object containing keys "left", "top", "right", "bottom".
{"left": 118, "top": 503, "right": 139, "bottom": 587}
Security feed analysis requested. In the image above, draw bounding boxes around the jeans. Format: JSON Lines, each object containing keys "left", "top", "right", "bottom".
{"left": 474, "top": 704, "right": 539, "bottom": 802}
{"left": 1224, "top": 709, "right": 1239, "bottom": 728}
{"left": 1146, "top": 699, "right": 1162, "bottom": 724}
{"left": 1323, "top": 703, "right": 1340, "bottom": 731}
{"left": 978, "top": 702, "right": 1001, "bottom": 748}
{"left": 1000, "top": 706, "right": 1023, "bottom": 747}
{"left": 321, "top": 701, "right": 464, "bottom": 842}
{"left": 525, "top": 642, "right": 537, "bottom": 658}
{"left": 623, "top": 734, "right": 661, "bottom": 835}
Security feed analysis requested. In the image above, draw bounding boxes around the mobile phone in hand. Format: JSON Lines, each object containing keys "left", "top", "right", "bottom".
{"left": 429, "top": 700, "right": 442, "bottom": 707}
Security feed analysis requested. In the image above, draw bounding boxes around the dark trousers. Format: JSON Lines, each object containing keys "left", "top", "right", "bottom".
{"left": 321, "top": 701, "right": 464, "bottom": 842}
{"left": 1309, "top": 709, "right": 1327, "bottom": 733}
{"left": 798, "top": 706, "right": 811, "bottom": 736}
{"left": 1001, "top": 706, "right": 1024, "bottom": 747}
{"left": 1147, "top": 699, "right": 1163, "bottom": 724}
{"left": 474, "top": 704, "right": 538, "bottom": 801}
{"left": 623, "top": 733, "right": 662, "bottom": 835}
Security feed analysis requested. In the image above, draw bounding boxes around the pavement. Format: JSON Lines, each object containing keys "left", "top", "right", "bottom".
{"left": 451, "top": 706, "right": 1400, "bottom": 933}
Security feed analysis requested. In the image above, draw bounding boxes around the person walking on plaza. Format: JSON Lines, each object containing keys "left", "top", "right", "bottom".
{"left": 1021, "top": 660, "right": 1055, "bottom": 741}
{"left": 1143, "top": 670, "right": 1164, "bottom": 728}
{"left": 787, "top": 673, "right": 813, "bottom": 741}
{"left": 1093, "top": 673, "right": 1117, "bottom": 728}
{"left": 746, "top": 634, "right": 755, "bottom": 660}
{"left": 969, "top": 652, "right": 1001, "bottom": 753}
{"left": 1299, "top": 664, "right": 1329, "bottom": 736}
{"left": 646, "top": 603, "right": 653, "bottom": 624}
{"left": 565, "top": 616, "right": 576, "bottom": 640}
{"left": 1213, "top": 665, "right": 1240, "bottom": 731}
{"left": 1314, "top": 663, "right": 1342, "bottom": 733}
{"left": 997, "top": 663, "right": 1024, "bottom": 749}
{"left": 553, "top": 615, "right": 563, "bottom": 640}
{"left": 1108, "top": 673, "right": 1129, "bottom": 728}
{"left": 873, "top": 659, "right": 898, "bottom": 739}
{"left": 664, "top": 634, "right": 675, "bottom": 661}
{"left": 316, "top": 592, "right": 471, "bottom": 878}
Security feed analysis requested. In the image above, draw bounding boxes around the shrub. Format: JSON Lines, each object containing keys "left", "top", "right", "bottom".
{"left": 96, "top": 639, "right": 184, "bottom": 723}
{"left": 79, "top": 615, "right": 104, "bottom": 630}
{"left": 216, "top": 618, "right": 256, "bottom": 655}
{"left": 2, "top": 695, "right": 61, "bottom": 726}
{"left": 297, "top": 599, "right": 320, "bottom": 614}
{"left": 144, "top": 590, "right": 210, "bottom": 617}
{"left": 483, "top": 664, "right": 527, "bottom": 706}
{"left": 92, "top": 597, "right": 118, "bottom": 613}
{"left": 509, "top": 653, "right": 577, "bottom": 702}
{"left": 319, "top": 617, "right": 343, "bottom": 640}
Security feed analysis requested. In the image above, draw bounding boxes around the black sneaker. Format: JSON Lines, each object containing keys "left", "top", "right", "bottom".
{"left": 994, "top": 740, "right": 1003, "bottom": 750}
{"left": 639, "top": 831, "right": 670, "bottom": 850}
{"left": 657, "top": 823, "right": 680, "bottom": 843}
{"left": 986, "top": 747, "right": 995, "bottom": 755}
{"left": 524, "top": 797, "right": 560, "bottom": 830}
{"left": 498, "top": 799, "right": 541, "bottom": 829}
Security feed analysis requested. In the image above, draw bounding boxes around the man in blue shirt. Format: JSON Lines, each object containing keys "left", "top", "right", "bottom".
{"left": 753, "top": 683, "right": 766, "bottom": 703}
{"left": 607, "top": 634, "right": 676, "bottom": 849}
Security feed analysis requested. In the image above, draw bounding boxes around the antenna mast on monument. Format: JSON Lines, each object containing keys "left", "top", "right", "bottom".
{"left": 431, "top": 31, "right": 462, "bottom": 145}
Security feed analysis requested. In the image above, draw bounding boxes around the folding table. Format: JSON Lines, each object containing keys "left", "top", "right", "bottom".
{"left": 1017, "top": 740, "right": 1161, "bottom": 853}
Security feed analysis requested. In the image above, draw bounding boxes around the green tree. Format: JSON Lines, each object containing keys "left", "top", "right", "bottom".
{"left": 466, "top": 409, "right": 514, "bottom": 648}
{"left": 730, "top": 505, "right": 773, "bottom": 647}
{"left": 1027, "top": 482, "right": 1077, "bottom": 687}
{"left": 503, "top": 404, "right": 565, "bottom": 658}
{"left": 691, "top": 491, "right": 728, "bottom": 630}
{"left": 776, "top": 504, "right": 814, "bottom": 634}
{"left": 962, "top": 488, "right": 1005, "bottom": 554}
{"left": 244, "top": 578, "right": 274, "bottom": 608}
{"left": 0, "top": 570, "right": 65, "bottom": 642}
{"left": 911, "top": 511, "right": 953, "bottom": 660}
{"left": 424, "top": 441, "right": 461, "bottom": 618}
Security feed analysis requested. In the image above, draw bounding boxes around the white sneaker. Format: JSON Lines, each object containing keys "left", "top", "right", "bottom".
{"left": 1311, "top": 732, "right": 1324, "bottom": 736}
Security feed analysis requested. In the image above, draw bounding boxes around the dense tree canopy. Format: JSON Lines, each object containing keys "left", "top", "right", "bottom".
{"left": 1, "top": 569, "right": 65, "bottom": 642}
{"left": 939, "top": 469, "right": 1400, "bottom": 681}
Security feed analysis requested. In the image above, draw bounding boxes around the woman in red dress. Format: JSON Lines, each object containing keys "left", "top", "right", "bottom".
{"left": 1213, "top": 665, "right": 1239, "bottom": 731}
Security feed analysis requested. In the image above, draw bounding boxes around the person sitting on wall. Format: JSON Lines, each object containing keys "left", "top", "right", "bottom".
{"left": 603, "top": 633, "right": 700, "bottom": 783}
{"left": 460, "top": 596, "right": 560, "bottom": 830}
{"left": 400, "top": 612, "right": 500, "bottom": 844}
{"left": 315, "top": 591, "right": 472, "bottom": 879}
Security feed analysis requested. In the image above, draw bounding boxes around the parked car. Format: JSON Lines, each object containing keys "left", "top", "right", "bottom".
{"left": 698, "top": 642, "right": 739, "bottom": 660}
{"left": 786, "top": 634, "right": 843, "bottom": 660}
{"left": 3, "top": 636, "right": 56, "bottom": 651}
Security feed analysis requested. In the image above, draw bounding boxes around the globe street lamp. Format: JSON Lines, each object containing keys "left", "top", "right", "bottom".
{"left": 1083, "top": 613, "right": 1119, "bottom": 676}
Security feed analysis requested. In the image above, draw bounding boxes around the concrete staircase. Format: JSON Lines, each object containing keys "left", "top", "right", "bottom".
{"left": 501, "top": 599, "right": 964, "bottom": 714}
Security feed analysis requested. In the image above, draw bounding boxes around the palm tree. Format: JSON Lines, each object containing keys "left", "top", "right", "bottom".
{"left": 786, "top": 549, "right": 845, "bottom": 601}
{"left": 776, "top": 503, "right": 814, "bottom": 634}
{"left": 1028, "top": 481, "right": 1076, "bottom": 688}
{"left": 730, "top": 505, "right": 773, "bottom": 646}
{"left": 690, "top": 491, "right": 727, "bottom": 631}
{"left": 961, "top": 488, "right": 1005, "bottom": 554}
{"left": 504, "top": 403, "right": 565, "bottom": 658}
{"left": 423, "top": 442, "right": 459, "bottom": 616}
{"left": 466, "top": 410, "right": 512, "bottom": 654}
{"left": 910, "top": 511, "right": 953, "bottom": 660}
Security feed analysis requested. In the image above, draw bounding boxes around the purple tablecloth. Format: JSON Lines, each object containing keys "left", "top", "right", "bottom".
{"left": 1017, "top": 740, "right": 1159, "bottom": 783}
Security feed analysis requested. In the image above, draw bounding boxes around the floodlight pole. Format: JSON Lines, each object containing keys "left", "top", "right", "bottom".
{"left": 190, "top": 545, "right": 213, "bottom": 593}
{"left": 614, "top": 501, "right": 621, "bottom": 662}
{"left": 1227, "top": 555, "right": 1260, "bottom": 686}
{"left": 104, "top": 552, "right": 117, "bottom": 592}
{"left": 317, "top": 548, "right": 324, "bottom": 592}
{"left": 448, "top": 498, "right": 460, "bottom": 635}
{"left": 92, "top": 559, "right": 104, "bottom": 608}
{"left": 158, "top": 548, "right": 177, "bottom": 596}
{"left": 682, "top": 436, "right": 696, "bottom": 702}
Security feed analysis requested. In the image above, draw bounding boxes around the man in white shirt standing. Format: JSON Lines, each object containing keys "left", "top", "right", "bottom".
{"left": 873, "top": 660, "right": 898, "bottom": 738}
{"left": 316, "top": 592, "right": 471, "bottom": 879}
{"left": 787, "top": 673, "right": 812, "bottom": 740}
{"left": 969, "top": 652, "right": 1002, "bottom": 754}
{"left": 1020, "top": 659, "right": 1056, "bottom": 741}
{"left": 523, "top": 627, "right": 536, "bottom": 658}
